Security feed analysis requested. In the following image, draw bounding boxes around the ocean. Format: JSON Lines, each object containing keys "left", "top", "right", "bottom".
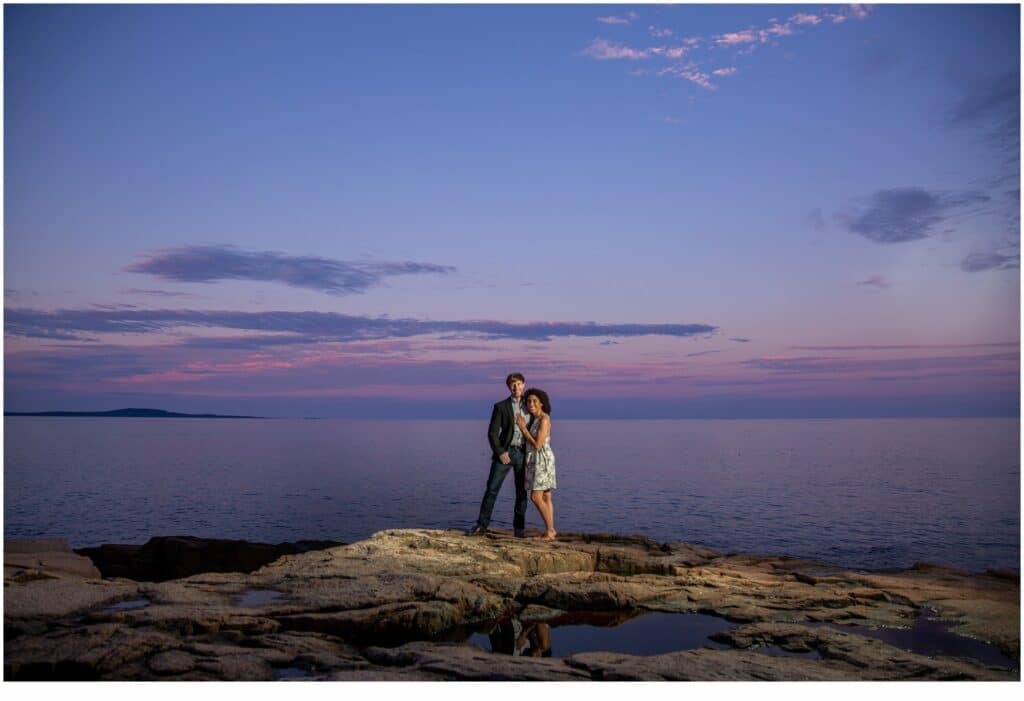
{"left": 3, "top": 417, "right": 1019, "bottom": 573}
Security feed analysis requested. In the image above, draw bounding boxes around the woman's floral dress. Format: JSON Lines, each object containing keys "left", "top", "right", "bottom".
{"left": 526, "top": 417, "right": 556, "bottom": 491}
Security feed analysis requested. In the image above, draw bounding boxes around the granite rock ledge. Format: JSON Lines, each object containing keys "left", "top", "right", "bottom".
{"left": 4, "top": 529, "right": 1019, "bottom": 681}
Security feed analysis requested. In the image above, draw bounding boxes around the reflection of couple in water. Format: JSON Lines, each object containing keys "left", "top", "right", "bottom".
{"left": 467, "top": 373, "right": 557, "bottom": 540}
{"left": 488, "top": 616, "right": 552, "bottom": 657}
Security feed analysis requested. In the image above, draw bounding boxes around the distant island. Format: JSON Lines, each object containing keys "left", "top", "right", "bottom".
{"left": 4, "top": 408, "right": 263, "bottom": 419}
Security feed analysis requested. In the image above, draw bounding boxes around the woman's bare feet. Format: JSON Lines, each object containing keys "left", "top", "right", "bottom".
{"left": 541, "top": 531, "right": 557, "bottom": 541}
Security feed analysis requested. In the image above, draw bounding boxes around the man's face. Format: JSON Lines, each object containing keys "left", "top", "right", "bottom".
{"left": 508, "top": 379, "right": 525, "bottom": 400}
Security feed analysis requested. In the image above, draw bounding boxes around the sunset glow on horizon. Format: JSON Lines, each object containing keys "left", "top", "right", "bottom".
{"left": 3, "top": 3, "right": 1020, "bottom": 418}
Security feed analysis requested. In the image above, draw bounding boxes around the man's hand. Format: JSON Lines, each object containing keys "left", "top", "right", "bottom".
{"left": 499, "top": 452, "right": 511, "bottom": 465}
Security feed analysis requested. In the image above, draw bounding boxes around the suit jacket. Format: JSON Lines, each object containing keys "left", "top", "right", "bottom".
{"left": 487, "top": 397, "right": 528, "bottom": 460}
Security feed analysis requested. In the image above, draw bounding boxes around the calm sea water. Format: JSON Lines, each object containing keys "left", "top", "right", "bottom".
{"left": 3, "top": 417, "right": 1019, "bottom": 573}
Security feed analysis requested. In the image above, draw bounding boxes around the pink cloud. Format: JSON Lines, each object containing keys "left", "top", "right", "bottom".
{"left": 791, "top": 342, "right": 1017, "bottom": 351}
{"left": 759, "top": 23, "right": 795, "bottom": 42}
{"left": 791, "top": 13, "right": 821, "bottom": 26}
{"left": 712, "top": 67, "right": 737, "bottom": 77}
{"left": 580, "top": 38, "right": 651, "bottom": 60}
{"left": 826, "top": 5, "right": 873, "bottom": 24}
{"left": 646, "top": 45, "right": 688, "bottom": 61}
{"left": 715, "top": 29, "right": 758, "bottom": 45}
{"left": 596, "top": 11, "right": 639, "bottom": 26}
{"left": 850, "top": 4, "right": 872, "bottom": 20}
{"left": 659, "top": 64, "right": 716, "bottom": 90}
{"left": 857, "top": 274, "right": 890, "bottom": 289}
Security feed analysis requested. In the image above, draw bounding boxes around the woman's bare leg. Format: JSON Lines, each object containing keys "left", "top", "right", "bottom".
{"left": 542, "top": 492, "right": 556, "bottom": 539}
{"left": 531, "top": 490, "right": 554, "bottom": 538}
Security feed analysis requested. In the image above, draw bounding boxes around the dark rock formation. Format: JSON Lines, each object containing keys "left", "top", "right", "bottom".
{"left": 75, "top": 536, "right": 344, "bottom": 581}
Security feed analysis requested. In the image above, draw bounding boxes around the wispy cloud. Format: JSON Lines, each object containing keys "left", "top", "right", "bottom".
{"left": 596, "top": 11, "right": 638, "bottom": 26}
{"left": 4, "top": 307, "right": 718, "bottom": 345}
{"left": 730, "top": 337, "right": 751, "bottom": 343}
{"left": 744, "top": 351, "right": 1017, "bottom": 376}
{"left": 791, "top": 342, "right": 1017, "bottom": 351}
{"left": 948, "top": 71, "right": 1020, "bottom": 126}
{"left": 119, "top": 288, "right": 198, "bottom": 298}
{"left": 686, "top": 349, "right": 721, "bottom": 358}
{"left": 657, "top": 63, "right": 715, "bottom": 90}
{"left": 791, "top": 13, "right": 822, "bottom": 26}
{"left": 857, "top": 274, "right": 890, "bottom": 289}
{"left": 849, "top": 4, "right": 872, "bottom": 20}
{"left": 840, "top": 187, "right": 990, "bottom": 243}
{"left": 125, "top": 245, "right": 456, "bottom": 296}
{"left": 960, "top": 250, "right": 1020, "bottom": 273}
{"left": 582, "top": 5, "right": 873, "bottom": 93}
{"left": 712, "top": 8, "right": 859, "bottom": 48}
{"left": 824, "top": 4, "right": 874, "bottom": 24}
{"left": 715, "top": 29, "right": 758, "bottom": 46}
{"left": 579, "top": 38, "right": 652, "bottom": 60}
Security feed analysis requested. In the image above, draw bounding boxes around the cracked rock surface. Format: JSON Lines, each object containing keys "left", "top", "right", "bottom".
{"left": 4, "top": 529, "right": 1019, "bottom": 680}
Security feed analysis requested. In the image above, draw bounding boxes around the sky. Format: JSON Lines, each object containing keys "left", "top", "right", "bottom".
{"left": 2, "top": 2, "right": 1020, "bottom": 418}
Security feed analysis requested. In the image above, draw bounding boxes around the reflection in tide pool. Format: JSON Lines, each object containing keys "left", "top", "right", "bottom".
{"left": 469, "top": 611, "right": 735, "bottom": 657}
{"left": 814, "top": 609, "right": 1018, "bottom": 670}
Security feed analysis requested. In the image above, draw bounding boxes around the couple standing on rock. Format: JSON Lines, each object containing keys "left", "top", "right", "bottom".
{"left": 467, "top": 373, "right": 557, "bottom": 541}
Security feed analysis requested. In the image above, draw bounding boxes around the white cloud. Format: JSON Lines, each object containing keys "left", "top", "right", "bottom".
{"left": 712, "top": 67, "right": 737, "bottom": 77}
{"left": 649, "top": 26, "right": 673, "bottom": 38}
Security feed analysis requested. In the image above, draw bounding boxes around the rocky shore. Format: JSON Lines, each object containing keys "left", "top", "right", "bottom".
{"left": 4, "top": 530, "right": 1019, "bottom": 681}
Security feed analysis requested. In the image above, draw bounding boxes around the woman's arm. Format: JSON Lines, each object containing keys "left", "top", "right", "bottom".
{"left": 534, "top": 416, "right": 550, "bottom": 448}
{"left": 518, "top": 415, "right": 549, "bottom": 449}
{"left": 516, "top": 414, "right": 540, "bottom": 449}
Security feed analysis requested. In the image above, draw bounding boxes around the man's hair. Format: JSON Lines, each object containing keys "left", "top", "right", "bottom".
{"left": 506, "top": 372, "right": 525, "bottom": 387}
{"left": 524, "top": 388, "right": 552, "bottom": 416}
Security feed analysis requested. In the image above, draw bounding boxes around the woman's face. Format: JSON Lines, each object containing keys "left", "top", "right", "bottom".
{"left": 526, "top": 395, "right": 542, "bottom": 415}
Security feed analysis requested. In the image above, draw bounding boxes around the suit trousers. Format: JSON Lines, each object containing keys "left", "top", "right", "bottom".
{"left": 475, "top": 446, "right": 527, "bottom": 531}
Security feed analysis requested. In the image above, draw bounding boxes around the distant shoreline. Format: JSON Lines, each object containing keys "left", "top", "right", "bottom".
{"left": 3, "top": 408, "right": 263, "bottom": 419}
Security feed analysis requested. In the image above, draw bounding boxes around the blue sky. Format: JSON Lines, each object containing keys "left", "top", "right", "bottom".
{"left": 3, "top": 3, "right": 1020, "bottom": 417}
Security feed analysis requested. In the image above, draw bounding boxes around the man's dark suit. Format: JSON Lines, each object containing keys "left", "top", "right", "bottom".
{"left": 473, "top": 397, "right": 529, "bottom": 532}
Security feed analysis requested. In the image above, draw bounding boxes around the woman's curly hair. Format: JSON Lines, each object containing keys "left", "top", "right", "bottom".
{"left": 524, "top": 388, "right": 551, "bottom": 415}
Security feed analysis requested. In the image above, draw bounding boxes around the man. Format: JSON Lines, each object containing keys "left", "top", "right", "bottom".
{"left": 467, "top": 372, "right": 529, "bottom": 537}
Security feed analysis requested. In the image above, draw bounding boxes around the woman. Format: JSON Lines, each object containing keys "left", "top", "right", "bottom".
{"left": 516, "top": 388, "right": 557, "bottom": 541}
